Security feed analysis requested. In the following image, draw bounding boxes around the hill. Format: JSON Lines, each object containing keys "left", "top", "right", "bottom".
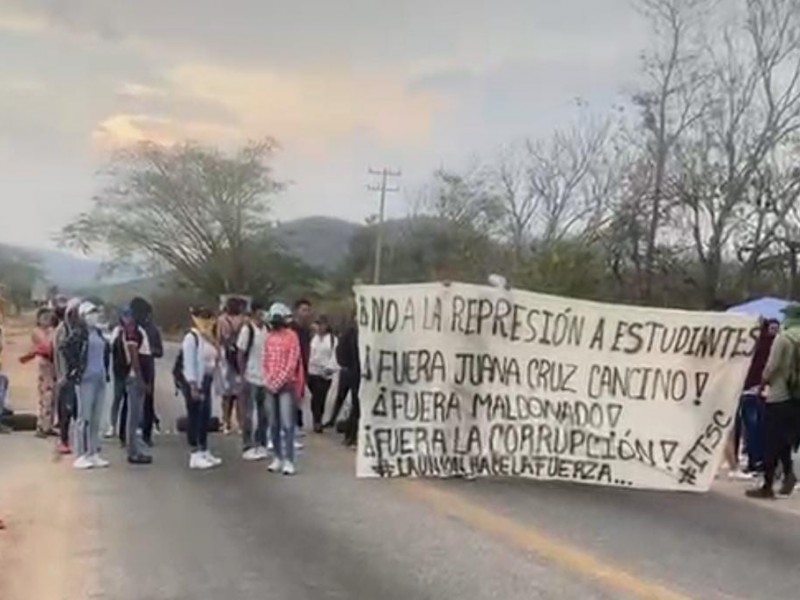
{"left": 273, "top": 217, "right": 361, "bottom": 272}
{"left": 0, "top": 216, "right": 364, "bottom": 296}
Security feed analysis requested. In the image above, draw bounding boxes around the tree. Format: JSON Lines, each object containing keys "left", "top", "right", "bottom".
{"left": 0, "top": 248, "right": 41, "bottom": 314}
{"left": 673, "top": 0, "right": 800, "bottom": 305}
{"left": 60, "top": 140, "right": 308, "bottom": 299}
{"left": 634, "top": 0, "right": 711, "bottom": 301}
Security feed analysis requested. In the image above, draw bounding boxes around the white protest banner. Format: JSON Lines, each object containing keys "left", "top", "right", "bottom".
{"left": 354, "top": 283, "right": 758, "bottom": 491}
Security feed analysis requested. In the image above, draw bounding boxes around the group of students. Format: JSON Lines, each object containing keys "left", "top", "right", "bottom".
{"left": 9, "top": 293, "right": 362, "bottom": 477}
{"left": 176, "top": 297, "right": 361, "bottom": 474}
{"left": 15, "top": 295, "right": 161, "bottom": 468}
{"left": 724, "top": 306, "right": 800, "bottom": 500}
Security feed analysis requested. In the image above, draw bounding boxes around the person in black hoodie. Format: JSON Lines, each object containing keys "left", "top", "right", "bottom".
{"left": 324, "top": 305, "right": 360, "bottom": 446}
{"left": 130, "top": 298, "right": 163, "bottom": 446}
{"left": 291, "top": 299, "right": 313, "bottom": 433}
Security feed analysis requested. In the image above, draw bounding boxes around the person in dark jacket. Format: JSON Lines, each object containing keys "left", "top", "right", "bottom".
{"left": 324, "top": 306, "right": 360, "bottom": 446}
{"left": 130, "top": 298, "right": 163, "bottom": 446}
{"left": 291, "top": 298, "right": 313, "bottom": 433}
{"left": 739, "top": 319, "right": 779, "bottom": 473}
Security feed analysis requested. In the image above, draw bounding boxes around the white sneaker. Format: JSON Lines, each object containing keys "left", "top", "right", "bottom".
{"left": 282, "top": 461, "right": 296, "bottom": 476}
{"left": 242, "top": 448, "right": 262, "bottom": 461}
{"left": 268, "top": 458, "right": 283, "bottom": 472}
{"left": 294, "top": 440, "right": 304, "bottom": 451}
{"left": 103, "top": 427, "right": 115, "bottom": 439}
{"left": 90, "top": 454, "right": 110, "bottom": 468}
{"left": 189, "top": 452, "right": 213, "bottom": 470}
{"left": 73, "top": 456, "right": 94, "bottom": 470}
{"left": 729, "top": 469, "right": 754, "bottom": 481}
{"left": 203, "top": 451, "right": 222, "bottom": 467}
{"left": 267, "top": 439, "right": 274, "bottom": 452}
{"left": 256, "top": 446, "right": 269, "bottom": 459}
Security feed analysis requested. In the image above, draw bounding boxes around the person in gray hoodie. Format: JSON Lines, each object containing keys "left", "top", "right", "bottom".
{"left": 747, "top": 305, "right": 800, "bottom": 499}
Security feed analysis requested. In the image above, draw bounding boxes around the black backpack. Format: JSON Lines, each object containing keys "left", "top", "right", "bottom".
{"left": 172, "top": 331, "right": 199, "bottom": 391}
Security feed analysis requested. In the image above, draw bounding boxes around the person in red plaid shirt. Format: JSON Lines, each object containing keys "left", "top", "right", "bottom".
{"left": 263, "top": 303, "right": 305, "bottom": 476}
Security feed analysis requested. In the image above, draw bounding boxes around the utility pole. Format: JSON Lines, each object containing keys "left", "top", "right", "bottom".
{"left": 368, "top": 167, "right": 401, "bottom": 284}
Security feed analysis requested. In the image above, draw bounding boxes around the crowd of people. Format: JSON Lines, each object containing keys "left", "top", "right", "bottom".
{"left": 723, "top": 306, "right": 800, "bottom": 500}
{"left": 3, "top": 293, "right": 361, "bottom": 477}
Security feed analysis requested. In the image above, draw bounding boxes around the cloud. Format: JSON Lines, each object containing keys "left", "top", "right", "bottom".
{"left": 165, "top": 63, "right": 450, "bottom": 154}
{"left": 91, "top": 113, "right": 240, "bottom": 151}
{"left": 0, "top": 6, "right": 48, "bottom": 33}
{"left": 115, "top": 82, "right": 166, "bottom": 99}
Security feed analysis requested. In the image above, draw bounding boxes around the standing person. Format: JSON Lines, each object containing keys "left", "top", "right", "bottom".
{"left": 291, "top": 298, "right": 313, "bottom": 438}
{"left": 0, "top": 307, "right": 10, "bottom": 435}
{"left": 180, "top": 307, "right": 223, "bottom": 470}
{"left": 117, "top": 307, "right": 153, "bottom": 465}
{"left": 237, "top": 302, "right": 269, "bottom": 460}
{"left": 70, "top": 302, "right": 111, "bottom": 470}
{"left": 263, "top": 303, "right": 305, "bottom": 476}
{"left": 107, "top": 316, "right": 129, "bottom": 441}
{"left": 747, "top": 306, "right": 800, "bottom": 499}
{"left": 324, "top": 305, "right": 360, "bottom": 447}
{"left": 735, "top": 319, "right": 779, "bottom": 475}
{"left": 53, "top": 299, "right": 82, "bottom": 454}
{"left": 20, "top": 308, "right": 57, "bottom": 437}
{"left": 308, "top": 316, "right": 337, "bottom": 433}
{"left": 130, "top": 298, "right": 163, "bottom": 446}
{"left": 217, "top": 297, "right": 245, "bottom": 435}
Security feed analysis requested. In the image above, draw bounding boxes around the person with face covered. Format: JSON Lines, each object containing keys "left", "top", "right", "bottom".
{"left": 263, "top": 303, "right": 305, "bottom": 476}
{"left": 69, "top": 301, "right": 111, "bottom": 469}
{"left": 53, "top": 298, "right": 81, "bottom": 454}
{"left": 181, "top": 307, "right": 223, "bottom": 470}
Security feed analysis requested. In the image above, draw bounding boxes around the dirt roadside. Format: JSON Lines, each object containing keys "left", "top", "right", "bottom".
{"left": 1, "top": 315, "right": 92, "bottom": 600}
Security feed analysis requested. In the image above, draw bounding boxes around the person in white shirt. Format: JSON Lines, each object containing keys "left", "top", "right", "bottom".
{"left": 237, "top": 302, "right": 269, "bottom": 461}
{"left": 308, "top": 315, "right": 338, "bottom": 433}
{"left": 180, "top": 307, "right": 223, "bottom": 470}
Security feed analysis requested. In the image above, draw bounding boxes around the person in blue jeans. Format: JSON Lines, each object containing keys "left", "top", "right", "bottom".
{"left": 739, "top": 319, "right": 779, "bottom": 474}
{"left": 72, "top": 302, "right": 111, "bottom": 470}
{"left": 263, "top": 303, "right": 305, "bottom": 476}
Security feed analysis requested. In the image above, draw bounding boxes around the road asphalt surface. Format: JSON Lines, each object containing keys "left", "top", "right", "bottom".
{"left": 2, "top": 345, "right": 800, "bottom": 600}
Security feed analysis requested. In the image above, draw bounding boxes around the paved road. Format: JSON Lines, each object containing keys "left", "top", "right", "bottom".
{"left": 2, "top": 349, "right": 800, "bottom": 600}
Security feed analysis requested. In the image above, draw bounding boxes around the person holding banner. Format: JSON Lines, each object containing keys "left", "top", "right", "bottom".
{"left": 747, "top": 307, "right": 800, "bottom": 499}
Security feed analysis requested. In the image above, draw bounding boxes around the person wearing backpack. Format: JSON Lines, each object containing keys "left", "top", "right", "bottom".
{"left": 217, "top": 297, "right": 246, "bottom": 435}
{"left": 237, "top": 301, "right": 269, "bottom": 460}
{"left": 179, "top": 307, "right": 223, "bottom": 470}
{"left": 308, "top": 315, "right": 338, "bottom": 433}
{"left": 747, "top": 305, "right": 800, "bottom": 499}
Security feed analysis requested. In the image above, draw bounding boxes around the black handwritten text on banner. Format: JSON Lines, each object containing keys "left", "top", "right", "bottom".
{"left": 354, "top": 283, "right": 757, "bottom": 491}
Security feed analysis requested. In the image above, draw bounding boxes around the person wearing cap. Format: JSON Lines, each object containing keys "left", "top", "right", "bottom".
{"left": 747, "top": 304, "right": 800, "bottom": 499}
{"left": 181, "top": 307, "right": 223, "bottom": 470}
{"left": 263, "top": 302, "right": 305, "bottom": 475}
{"left": 70, "top": 301, "right": 111, "bottom": 470}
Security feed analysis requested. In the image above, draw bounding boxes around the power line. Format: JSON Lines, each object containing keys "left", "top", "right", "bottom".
{"left": 368, "top": 167, "right": 401, "bottom": 284}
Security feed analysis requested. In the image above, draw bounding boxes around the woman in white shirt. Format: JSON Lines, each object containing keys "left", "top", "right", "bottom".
{"left": 181, "top": 307, "right": 223, "bottom": 470}
{"left": 308, "top": 316, "right": 338, "bottom": 433}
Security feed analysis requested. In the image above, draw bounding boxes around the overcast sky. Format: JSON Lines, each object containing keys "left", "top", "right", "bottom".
{"left": 0, "top": 0, "right": 649, "bottom": 253}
